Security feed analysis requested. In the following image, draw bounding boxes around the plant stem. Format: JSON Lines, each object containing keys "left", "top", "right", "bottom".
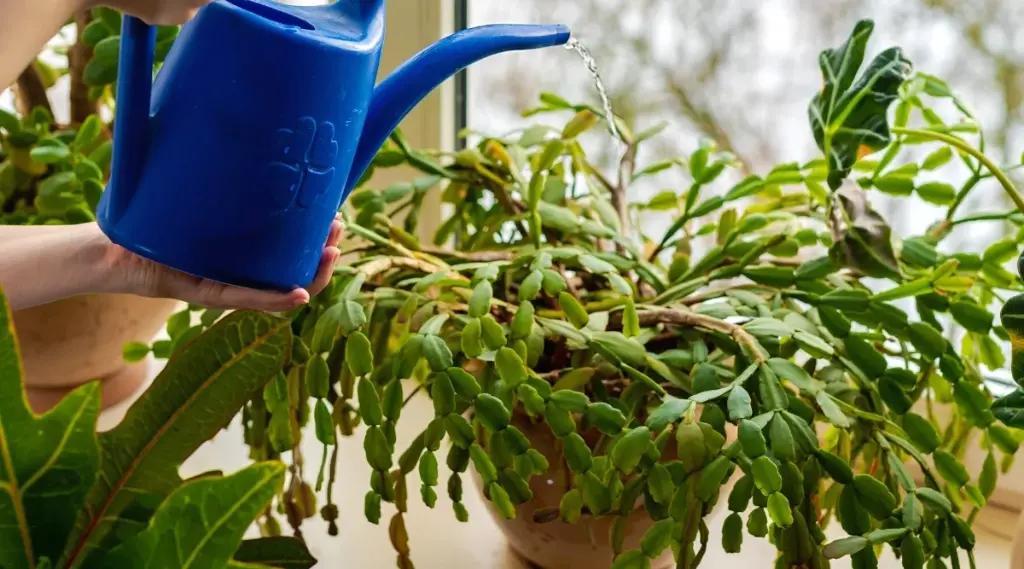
{"left": 613, "top": 142, "right": 636, "bottom": 236}
{"left": 69, "top": 10, "right": 98, "bottom": 125}
{"left": 342, "top": 244, "right": 515, "bottom": 263}
{"left": 678, "top": 287, "right": 736, "bottom": 306}
{"left": 946, "top": 174, "right": 981, "bottom": 222}
{"left": 477, "top": 167, "right": 529, "bottom": 238}
{"left": 356, "top": 256, "right": 450, "bottom": 279}
{"left": 14, "top": 64, "right": 51, "bottom": 117}
{"left": 892, "top": 127, "right": 1024, "bottom": 214}
{"left": 951, "top": 210, "right": 1020, "bottom": 226}
{"left": 402, "top": 384, "right": 424, "bottom": 407}
{"left": 326, "top": 444, "right": 339, "bottom": 502}
{"left": 559, "top": 265, "right": 581, "bottom": 298}
{"left": 630, "top": 308, "right": 766, "bottom": 363}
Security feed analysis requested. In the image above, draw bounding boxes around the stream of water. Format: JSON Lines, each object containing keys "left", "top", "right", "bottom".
{"left": 564, "top": 37, "right": 621, "bottom": 143}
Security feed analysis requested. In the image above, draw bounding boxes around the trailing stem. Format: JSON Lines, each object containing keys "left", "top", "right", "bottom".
{"left": 893, "top": 126, "right": 1024, "bottom": 214}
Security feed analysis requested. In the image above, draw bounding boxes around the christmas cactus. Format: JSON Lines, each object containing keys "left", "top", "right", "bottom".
{"left": 137, "top": 19, "right": 1024, "bottom": 569}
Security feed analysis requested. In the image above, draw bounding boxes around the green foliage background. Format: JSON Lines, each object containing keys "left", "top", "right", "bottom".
{"left": 133, "top": 18, "right": 1024, "bottom": 569}
{"left": 6, "top": 10, "right": 1024, "bottom": 569}
{"left": 0, "top": 281, "right": 318, "bottom": 569}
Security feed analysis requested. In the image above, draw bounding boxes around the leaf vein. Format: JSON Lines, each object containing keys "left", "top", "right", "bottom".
{"left": 22, "top": 395, "right": 93, "bottom": 492}
{"left": 62, "top": 318, "right": 287, "bottom": 569}
{"left": 181, "top": 471, "right": 281, "bottom": 569}
{"left": 0, "top": 423, "right": 34, "bottom": 568}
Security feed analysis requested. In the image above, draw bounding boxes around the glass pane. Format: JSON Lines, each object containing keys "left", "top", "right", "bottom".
{"left": 467, "top": 2, "right": 1023, "bottom": 241}
{"left": 467, "top": 3, "right": 1024, "bottom": 380}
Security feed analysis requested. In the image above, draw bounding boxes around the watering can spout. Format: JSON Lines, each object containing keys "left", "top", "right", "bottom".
{"left": 103, "top": 17, "right": 156, "bottom": 223}
{"left": 343, "top": 23, "right": 572, "bottom": 197}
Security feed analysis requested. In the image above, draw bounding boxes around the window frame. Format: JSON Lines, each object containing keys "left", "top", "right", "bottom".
{"left": 373, "top": 0, "right": 467, "bottom": 240}
{"left": 453, "top": 0, "right": 468, "bottom": 151}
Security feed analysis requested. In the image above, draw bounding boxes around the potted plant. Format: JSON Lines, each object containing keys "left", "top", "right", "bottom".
{"left": 0, "top": 8, "right": 181, "bottom": 411}
{"left": 0, "top": 281, "right": 318, "bottom": 569}
{"left": 132, "top": 18, "right": 1024, "bottom": 569}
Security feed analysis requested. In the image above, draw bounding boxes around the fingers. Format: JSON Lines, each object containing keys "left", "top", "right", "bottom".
{"left": 158, "top": 272, "right": 310, "bottom": 313}
{"left": 302, "top": 216, "right": 345, "bottom": 298}
{"left": 163, "top": 245, "right": 341, "bottom": 312}
{"left": 306, "top": 246, "right": 341, "bottom": 298}
{"left": 230, "top": 217, "right": 343, "bottom": 304}
{"left": 210, "top": 284, "right": 311, "bottom": 313}
{"left": 327, "top": 218, "right": 344, "bottom": 248}
{"left": 123, "top": 214, "right": 347, "bottom": 312}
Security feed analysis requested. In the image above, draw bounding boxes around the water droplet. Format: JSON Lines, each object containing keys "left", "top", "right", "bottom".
{"left": 565, "top": 37, "right": 620, "bottom": 143}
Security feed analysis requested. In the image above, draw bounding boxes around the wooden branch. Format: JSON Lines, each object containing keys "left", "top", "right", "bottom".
{"left": 559, "top": 264, "right": 580, "bottom": 298}
{"left": 610, "top": 307, "right": 766, "bottom": 363}
{"left": 69, "top": 10, "right": 99, "bottom": 126}
{"left": 484, "top": 177, "right": 530, "bottom": 239}
{"left": 661, "top": 68, "right": 753, "bottom": 176}
{"left": 678, "top": 284, "right": 765, "bottom": 306}
{"left": 357, "top": 257, "right": 450, "bottom": 279}
{"left": 613, "top": 142, "right": 636, "bottom": 236}
{"left": 14, "top": 65, "right": 51, "bottom": 118}
{"left": 340, "top": 243, "right": 514, "bottom": 263}
{"left": 426, "top": 248, "right": 513, "bottom": 262}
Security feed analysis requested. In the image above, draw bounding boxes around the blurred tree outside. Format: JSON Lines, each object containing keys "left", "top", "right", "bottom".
{"left": 469, "top": 0, "right": 1024, "bottom": 248}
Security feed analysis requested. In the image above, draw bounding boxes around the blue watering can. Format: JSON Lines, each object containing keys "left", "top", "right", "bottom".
{"left": 96, "top": 0, "right": 570, "bottom": 291}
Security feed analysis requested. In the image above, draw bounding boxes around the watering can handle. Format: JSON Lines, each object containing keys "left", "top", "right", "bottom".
{"left": 108, "top": 16, "right": 156, "bottom": 215}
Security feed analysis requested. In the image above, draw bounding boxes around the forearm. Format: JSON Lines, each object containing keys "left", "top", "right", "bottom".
{"left": 0, "top": 223, "right": 111, "bottom": 310}
{"left": 0, "top": 225, "right": 71, "bottom": 244}
{"left": 0, "top": 0, "right": 84, "bottom": 92}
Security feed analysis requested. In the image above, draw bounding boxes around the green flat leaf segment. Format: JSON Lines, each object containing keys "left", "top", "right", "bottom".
{"left": 232, "top": 537, "right": 317, "bottom": 569}
{"left": 993, "top": 389, "right": 1024, "bottom": 429}
{"left": 0, "top": 286, "right": 101, "bottom": 569}
{"left": 96, "top": 462, "right": 285, "bottom": 569}
{"left": 62, "top": 312, "right": 292, "bottom": 569}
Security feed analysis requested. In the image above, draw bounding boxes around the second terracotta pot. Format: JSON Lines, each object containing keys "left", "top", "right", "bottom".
{"left": 471, "top": 410, "right": 677, "bottom": 569}
{"left": 12, "top": 294, "right": 180, "bottom": 412}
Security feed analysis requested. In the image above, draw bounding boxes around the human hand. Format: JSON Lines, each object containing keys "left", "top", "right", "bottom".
{"left": 1, "top": 220, "right": 343, "bottom": 313}
{"left": 85, "top": 0, "right": 212, "bottom": 26}
{"left": 95, "top": 217, "right": 344, "bottom": 312}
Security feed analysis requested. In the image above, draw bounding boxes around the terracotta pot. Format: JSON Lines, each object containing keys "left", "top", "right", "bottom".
{"left": 12, "top": 294, "right": 180, "bottom": 412}
{"left": 471, "top": 410, "right": 678, "bottom": 569}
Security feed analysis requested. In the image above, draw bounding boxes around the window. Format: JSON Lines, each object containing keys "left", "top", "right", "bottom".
{"left": 464, "top": 2, "right": 1024, "bottom": 245}
{"left": 462, "top": 2, "right": 1023, "bottom": 393}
